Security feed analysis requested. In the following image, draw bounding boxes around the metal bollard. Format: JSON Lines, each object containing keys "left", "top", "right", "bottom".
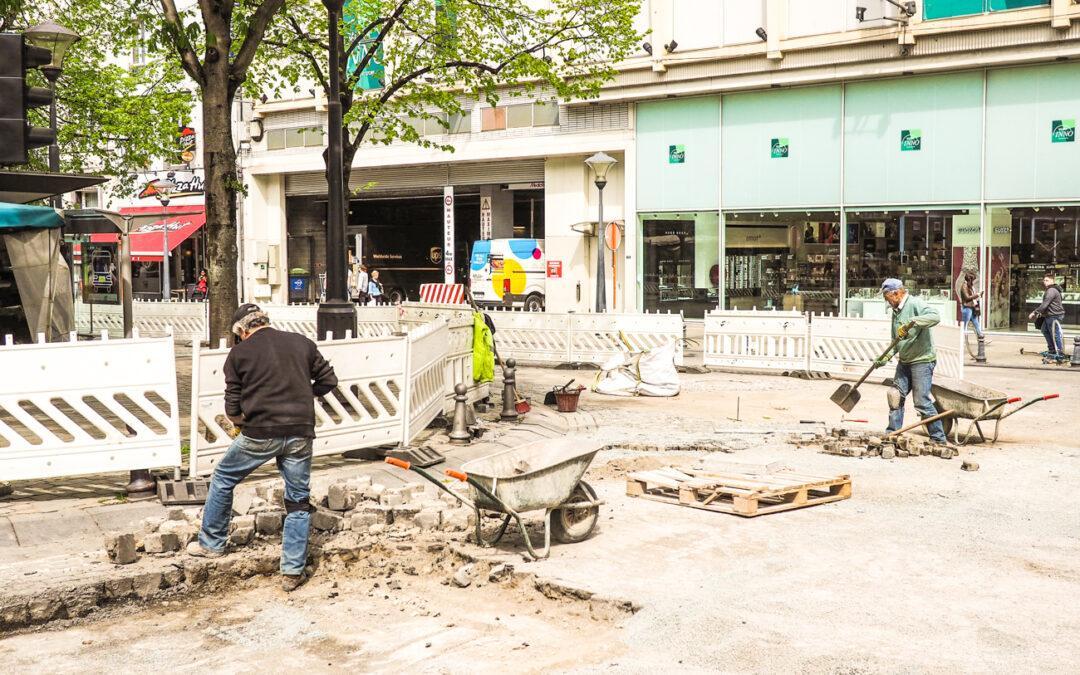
{"left": 500, "top": 358, "right": 519, "bottom": 421}
{"left": 975, "top": 335, "right": 987, "bottom": 363}
{"left": 1072, "top": 336, "right": 1080, "bottom": 368}
{"left": 449, "top": 383, "right": 472, "bottom": 444}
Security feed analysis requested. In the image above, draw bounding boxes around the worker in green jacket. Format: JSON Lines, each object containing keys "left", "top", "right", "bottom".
{"left": 873, "top": 278, "right": 948, "bottom": 444}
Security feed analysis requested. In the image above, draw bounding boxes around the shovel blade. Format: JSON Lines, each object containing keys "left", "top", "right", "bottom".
{"left": 830, "top": 384, "right": 861, "bottom": 412}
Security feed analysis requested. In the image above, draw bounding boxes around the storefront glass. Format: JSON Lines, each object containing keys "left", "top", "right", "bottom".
{"left": 845, "top": 208, "right": 973, "bottom": 321}
{"left": 723, "top": 210, "right": 841, "bottom": 314}
{"left": 640, "top": 211, "right": 719, "bottom": 318}
{"left": 987, "top": 205, "right": 1080, "bottom": 330}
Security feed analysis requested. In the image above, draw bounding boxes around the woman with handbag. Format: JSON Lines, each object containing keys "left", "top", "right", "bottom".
{"left": 958, "top": 270, "right": 988, "bottom": 343}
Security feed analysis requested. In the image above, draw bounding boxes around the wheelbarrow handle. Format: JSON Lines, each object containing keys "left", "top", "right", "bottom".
{"left": 445, "top": 469, "right": 514, "bottom": 516}
{"left": 998, "top": 393, "right": 1060, "bottom": 420}
{"left": 383, "top": 458, "right": 474, "bottom": 508}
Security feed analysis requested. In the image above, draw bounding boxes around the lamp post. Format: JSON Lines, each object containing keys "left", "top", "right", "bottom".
{"left": 584, "top": 152, "right": 617, "bottom": 313}
{"left": 153, "top": 175, "right": 176, "bottom": 300}
{"left": 25, "top": 21, "right": 80, "bottom": 209}
{"left": 315, "top": 0, "right": 357, "bottom": 340}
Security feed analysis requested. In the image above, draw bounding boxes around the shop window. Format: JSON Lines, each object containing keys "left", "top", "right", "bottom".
{"left": 845, "top": 209, "right": 971, "bottom": 321}
{"left": 266, "top": 129, "right": 286, "bottom": 150}
{"left": 924, "top": 0, "right": 1047, "bottom": 20}
{"left": 724, "top": 211, "right": 841, "bottom": 314}
{"left": 988, "top": 206, "right": 1080, "bottom": 331}
{"left": 481, "top": 107, "right": 506, "bottom": 131}
{"left": 640, "top": 211, "right": 719, "bottom": 319}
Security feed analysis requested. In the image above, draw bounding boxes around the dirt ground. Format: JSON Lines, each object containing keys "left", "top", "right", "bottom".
{"left": 2, "top": 363, "right": 1077, "bottom": 672}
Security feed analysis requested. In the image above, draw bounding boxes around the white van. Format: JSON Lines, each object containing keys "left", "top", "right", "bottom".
{"left": 469, "top": 238, "right": 546, "bottom": 311}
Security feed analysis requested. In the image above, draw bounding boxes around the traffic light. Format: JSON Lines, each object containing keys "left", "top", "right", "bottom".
{"left": 0, "top": 33, "right": 56, "bottom": 166}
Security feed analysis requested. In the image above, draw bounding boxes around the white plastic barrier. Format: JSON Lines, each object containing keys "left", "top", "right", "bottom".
{"left": 486, "top": 309, "right": 684, "bottom": 366}
{"left": 258, "top": 303, "right": 399, "bottom": 340}
{"left": 187, "top": 320, "right": 450, "bottom": 477}
{"left": 703, "top": 309, "right": 809, "bottom": 371}
{"left": 399, "top": 302, "right": 490, "bottom": 411}
{"left": 75, "top": 299, "right": 208, "bottom": 342}
{"left": 0, "top": 332, "right": 181, "bottom": 481}
{"left": 808, "top": 314, "right": 964, "bottom": 381}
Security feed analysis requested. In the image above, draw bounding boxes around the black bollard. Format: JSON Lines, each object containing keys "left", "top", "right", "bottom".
{"left": 449, "top": 383, "right": 472, "bottom": 444}
{"left": 501, "top": 358, "right": 519, "bottom": 421}
{"left": 975, "top": 335, "right": 987, "bottom": 364}
{"left": 1072, "top": 336, "right": 1080, "bottom": 368}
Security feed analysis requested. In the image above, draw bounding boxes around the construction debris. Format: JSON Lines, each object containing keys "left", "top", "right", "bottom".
{"left": 790, "top": 428, "right": 959, "bottom": 460}
{"left": 626, "top": 465, "right": 851, "bottom": 517}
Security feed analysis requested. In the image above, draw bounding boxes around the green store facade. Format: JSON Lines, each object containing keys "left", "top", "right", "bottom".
{"left": 635, "top": 61, "right": 1080, "bottom": 331}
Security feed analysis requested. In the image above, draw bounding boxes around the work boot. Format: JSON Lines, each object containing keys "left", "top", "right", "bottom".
{"left": 186, "top": 541, "right": 225, "bottom": 559}
{"left": 281, "top": 573, "right": 309, "bottom": 592}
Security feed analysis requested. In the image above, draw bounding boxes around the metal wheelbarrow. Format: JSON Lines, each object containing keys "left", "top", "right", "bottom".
{"left": 386, "top": 439, "right": 603, "bottom": 560}
{"left": 931, "top": 379, "right": 1059, "bottom": 445}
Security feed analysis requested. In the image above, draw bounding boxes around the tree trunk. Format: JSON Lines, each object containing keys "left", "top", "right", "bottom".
{"left": 202, "top": 58, "right": 239, "bottom": 344}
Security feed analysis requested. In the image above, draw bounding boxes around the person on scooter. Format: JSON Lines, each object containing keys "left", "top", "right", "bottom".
{"left": 1029, "top": 273, "right": 1065, "bottom": 362}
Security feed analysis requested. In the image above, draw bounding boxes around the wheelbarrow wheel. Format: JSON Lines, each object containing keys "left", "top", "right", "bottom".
{"left": 551, "top": 481, "right": 599, "bottom": 544}
{"left": 934, "top": 401, "right": 955, "bottom": 439}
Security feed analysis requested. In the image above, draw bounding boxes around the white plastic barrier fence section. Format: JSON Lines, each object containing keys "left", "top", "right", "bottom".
{"left": 808, "top": 315, "right": 964, "bottom": 381}
{"left": 258, "top": 303, "right": 399, "bottom": 340}
{"left": 703, "top": 309, "right": 809, "bottom": 371}
{"left": 189, "top": 332, "right": 412, "bottom": 477}
{"left": 486, "top": 310, "right": 684, "bottom": 366}
{"left": 399, "top": 302, "right": 489, "bottom": 411}
{"left": 402, "top": 319, "right": 449, "bottom": 442}
{"left": 487, "top": 309, "right": 572, "bottom": 365}
{"left": 0, "top": 333, "right": 181, "bottom": 481}
{"left": 133, "top": 299, "right": 208, "bottom": 342}
{"left": 75, "top": 300, "right": 124, "bottom": 337}
{"left": 570, "top": 311, "right": 684, "bottom": 366}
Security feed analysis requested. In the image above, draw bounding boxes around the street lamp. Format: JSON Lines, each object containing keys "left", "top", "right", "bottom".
{"left": 25, "top": 21, "right": 80, "bottom": 209}
{"left": 316, "top": 0, "right": 358, "bottom": 339}
{"left": 153, "top": 175, "right": 176, "bottom": 300}
{"left": 584, "top": 152, "right": 617, "bottom": 313}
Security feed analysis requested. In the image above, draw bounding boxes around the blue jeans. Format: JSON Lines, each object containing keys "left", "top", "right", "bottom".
{"left": 1040, "top": 314, "right": 1065, "bottom": 355}
{"left": 961, "top": 307, "right": 983, "bottom": 337}
{"left": 199, "top": 434, "right": 313, "bottom": 575}
{"left": 887, "top": 361, "right": 946, "bottom": 443}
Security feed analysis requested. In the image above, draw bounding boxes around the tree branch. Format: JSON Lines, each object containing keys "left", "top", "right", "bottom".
{"left": 159, "top": 0, "right": 206, "bottom": 87}
{"left": 345, "top": 0, "right": 413, "bottom": 87}
{"left": 232, "top": 0, "right": 287, "bottom": 84}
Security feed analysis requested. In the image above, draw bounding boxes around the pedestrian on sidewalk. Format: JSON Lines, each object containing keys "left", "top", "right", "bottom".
{"left": 957, "top": 270, "right": 988, "bottom": 343}
{"left": 187, "top": 303, "right": 338, "bottom": 592}
{"left": 874, "top": 278, "right": 948, "bottom": 445}
{"left": 192, "top": 269, "right": 209, "bottom": 301}
{"left": 1029, "top": 273, "right": 1065, "bottom": 361}
{"left": 368, "top": 269, "right": 384, "bottom": 305}
{"left": 354, "top": 264, "right": 369, "bottom": 306}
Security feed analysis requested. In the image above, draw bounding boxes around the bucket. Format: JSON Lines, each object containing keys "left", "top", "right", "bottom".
{"left": 553, "top": 388, "right": 584, "bottom": 413}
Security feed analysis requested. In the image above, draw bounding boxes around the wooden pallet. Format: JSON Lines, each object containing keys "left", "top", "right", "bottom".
{"left": 626, "top": 465, "right": 851, "bottom": 517}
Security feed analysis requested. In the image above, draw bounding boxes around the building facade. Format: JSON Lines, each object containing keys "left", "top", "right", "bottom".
{"left": 241, "top": 0, "right": 1080, "bottom": 330}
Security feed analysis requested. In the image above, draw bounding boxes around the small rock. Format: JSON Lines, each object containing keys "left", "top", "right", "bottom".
{"left": 144, "top": 532, "right": 180, "bottom": 554}
{"left": 363, "top": 483, "right": 386, "bottom": 501}
{"left": 881, "top": 446, "right": 896, "bottom": 460}
{"left": 368, "top": 523, "right": 387, "bottom": 536}
{"left": 255, "top": 511, "right": 285, "bottom": 535}
{"left": 962, "top": 460, "right": 979, "bottom": 472}
{"left": 104, "top": 532, "right": 138, "bottom": 564}
{"left": 141, "top": 517, "right": 165, "bottom": 534}
{"left": 0, "top": 482, "right": 12, "bottom": 498}
{"left": 229, "top": 527, "right": 255, "bottom": 546}
{"left": 414, "top": 510, "right": 442, "bottom": 531}
{"left": 488, "top": 563, "right": 513, "bottom": 583}
{"left": 441, "top": 508, "right": 476, "bottom": 532}
{"left": 452, "top": 564, "right": 474, "bottom": 588}
{"left": 165, "top": 507, "right": 186, "bottom": 521}
{"left": 387, "top": 579, "right": 402, "bottom": 591}
{"left": 158, "top": 519, "right": 190, "bottom": 535}
{"left": 311, "top": 509, "right": 343, "bottom": 532}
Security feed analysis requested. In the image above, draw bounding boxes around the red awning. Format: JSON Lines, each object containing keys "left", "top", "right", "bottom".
{"left": 90, "top": 211, "right": 206, "bottom": 262}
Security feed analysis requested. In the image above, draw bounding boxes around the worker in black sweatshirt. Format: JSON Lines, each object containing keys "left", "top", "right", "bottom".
{"left": 187, "top": 303, "right": 337, "bottom": 592}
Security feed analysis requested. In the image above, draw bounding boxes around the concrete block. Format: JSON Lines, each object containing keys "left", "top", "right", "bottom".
{"left": 229, "top": 526, "right": 255, "bottom": 546}
{"left": 391, "top": 504, "right": 422, "bottom": 524}
{"left": 255, "top": 511, "right": 284, "bottom": 535}
{"left": 380, "top": 492, "right": 405, "bottom": 507}
{"left": 359, "top": 504, "right": 394, "bottom": 525}
{"left": 414, "top": 510, "right": 442, "bottom": 531}
{"left": 311, "top": 509, "right": 343, "bottom": 532}
{"left": 144, "top": 532, "right": 180, "bottom": 554}
{"left": 350, "top": 511, "right": 381, "bottom": 531}
{"left": 104, "top": 532, "right": 138, "bottom": 564}
{"left": 328, "top": 482, "right": 360, "bottom": 511}
{"left": 231, "top": 514, "right": 256, "bottom": 532}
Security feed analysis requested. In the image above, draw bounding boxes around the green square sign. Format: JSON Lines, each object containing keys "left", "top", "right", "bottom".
{"left": 770, "top": 137, "right": 789, "bottom": 158}
{"left": 900, "top": 129, "right": 922, "bottom": 152}
{"left": 1052, "top": 119, "right": 1075, "bottom": 143}
{"left": 668, "top": 144, "right": 685, "bottom": 164}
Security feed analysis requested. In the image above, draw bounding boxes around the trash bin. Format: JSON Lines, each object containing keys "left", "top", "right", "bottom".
{"left": 288, "top": 269, "right": 311, "bottom": 303}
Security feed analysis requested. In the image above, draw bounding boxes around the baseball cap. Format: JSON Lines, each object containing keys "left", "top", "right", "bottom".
{"left": 231, "top": 303, "right": 262, "bottom": 335}
{"left": 880, "top": 278, "right": 903, "bottom": 293}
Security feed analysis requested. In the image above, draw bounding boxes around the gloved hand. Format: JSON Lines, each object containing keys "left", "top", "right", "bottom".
{"left": 897, "top": 322, "right": 916, "bottom": 339}
{"left": 873, "top": 356, "right": 889, "bottom": 369}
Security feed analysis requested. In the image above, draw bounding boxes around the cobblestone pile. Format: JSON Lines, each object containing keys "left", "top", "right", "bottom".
{"left": 791, "top": 427, "right": 959, "bottom": 460}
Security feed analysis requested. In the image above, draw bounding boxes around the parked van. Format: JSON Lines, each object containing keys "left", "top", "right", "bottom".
{"left": 469, "top": 238, "right": 546, "bottom": 311}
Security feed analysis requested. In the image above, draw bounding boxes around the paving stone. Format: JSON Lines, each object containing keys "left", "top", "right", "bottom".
{"left": 230, "top": 515, "right": 256, "bottom": 532}
{"left": 350, "top": 511, "right": 381, "bottom": 531}
{"left": 144, "top": 532, "right": 180, "bottom": 554}
{"left": 229, "top": 527, "right": 255, "bottom": 546}
{"left": 328, "top": 482, "right": 360, "bottom": 511}
{"left": 141, "top": 516, "right": 166, "bottom": 534}
{"left": 104, "top": 577, "right": 135, "bottom": 599}
{"left": 255, "top": 511, "right": 284, "bottom": 535}
{"left": 104, "top": 532, "right": 138, "bottom": 564}
{"left": 380, "top": 492, "right": 405, "bottom": 507}
{"left": 358, "top": 504, "right": 394, "bottom": 525}
{"left": 441, "top": 508, "right": 475, "bottom": 532}
{"left": 363, "top": 483, "right": 386, "bottom": 501}
{"left": 166, "top": 507, "right": 186, "bottom": 521}
{"left": 133, "top": 572, "right": 164, "bottom": 599}
{"left": 414, "top": 510, "right": 442, "bottom": 531}
{"left": 311, "top": 509, "right": 343, "bottom": 532}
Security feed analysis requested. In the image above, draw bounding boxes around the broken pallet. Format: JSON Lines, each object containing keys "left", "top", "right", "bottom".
{"left": 626, "top": 466, "right": 851, "bottom": 517}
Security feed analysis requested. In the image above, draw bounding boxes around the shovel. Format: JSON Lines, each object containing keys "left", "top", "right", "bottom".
{"left": 829, "top": 321, "right": 915, "bottom": 412}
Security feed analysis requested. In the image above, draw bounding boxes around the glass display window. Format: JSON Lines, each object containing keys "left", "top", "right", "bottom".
{"left": 639, "top": 212, "right": 719, "bottom": 319}
{"left": 723, "top": 210, "right": 841, "bottom": 314}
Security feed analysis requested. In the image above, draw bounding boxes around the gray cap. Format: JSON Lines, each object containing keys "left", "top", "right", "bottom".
{"left": 880, "top": 278, "right": 903, "bottom": 293}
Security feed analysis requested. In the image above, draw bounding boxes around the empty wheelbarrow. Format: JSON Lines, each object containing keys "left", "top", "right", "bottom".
{"left": 931, "top": 379, "right": 1059, "bottom": 445}
{"left": 386, "top": 439, "right": 603, "bottom": 560}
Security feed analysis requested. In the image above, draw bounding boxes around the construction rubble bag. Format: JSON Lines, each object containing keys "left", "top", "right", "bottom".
{"left": 472, "top": 311, "right": 495, "bottom": 383}
{"left": 593, "top": 339, "right": 680, "bottom": 397}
